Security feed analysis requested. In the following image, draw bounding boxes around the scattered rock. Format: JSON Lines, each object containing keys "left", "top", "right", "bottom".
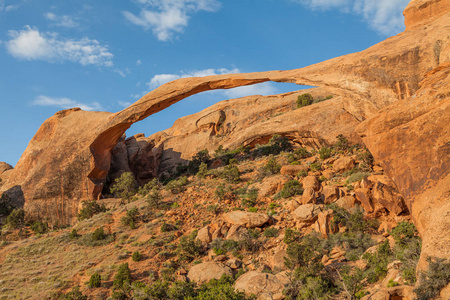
{"left": 196, "top": 225, "right": 212, "bottom": 243}
{"left": 321, "top": 185, "right": 339, "bottom": 204}
{"left": 280, "top": 165, "right": 308, "bottom": 176}
{"left": 301, "top": 187, "right": 316, "bottom": 204}
{"left": 335, "top": 195, "right": 357, "bottom": 211}
{"left": 223, "top": 211, "right": 270, "bottom": 228}
{"left": 234, "top": 271, "right": 286, "bottom": 300}
{"left": 333, "top": 157, "right": 355, "bottom": 173}
{"left": 292, "top": 204, "right": 323, "bottom": 223}
{"left": 187, "top": 262, "right": 233, "bottom": 284}
{"left": 302, "top": 176, "right": 320, "bottom": 191}
{"left": 271, "top": 249, "right": 287, "bottom": 271}
{"left": 355, "top": 188, "right": 373, "bottom": 213}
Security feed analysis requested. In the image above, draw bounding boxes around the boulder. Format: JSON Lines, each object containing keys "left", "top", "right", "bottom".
{"left": 314, "top": 209, "right": 335, "bottom": 237}
{"left": 333, "top": 157, "right": 355, "bottom": 173}
{"left": 252, "top": 175, "right": 289, "bottom": 197}
{"left": 223, "top": 211, "right": 270, "bottom": 228}
{"left": 280, "top": 165, "right": 308, "bottom": 176}
{"left": 335, "top": 195, "right": 357, "bottom": 212}
{"left": 187, "top": 262, "right": 233, "bottom": 284}
{"left": 226, "top": 225, "right": 248, "bottom": 241}
{"left": 355, "top": 188, "right": 373, "bottom": 213}
{"left": 301, "top": 187, "right": 316, "bottom": 204}
{"left": 234, "top": 271, "right": 286, "bottom": 300}
{"left": 292, "top": 204, "right": 323, "bottom": 223}
{"left": 196, "top": 225, "right": 212, "bottom": 243}
{"left": 302, "top": 176, "right": 320, "bottom": 191}
{"left": 371, "top": 182, "right": 407, "bottom": 216}
{"left": 271, "top": 249, "right": 287, "bottom": 271}
{"left": 321, "top": 185, "right": 339, "bottom": 204}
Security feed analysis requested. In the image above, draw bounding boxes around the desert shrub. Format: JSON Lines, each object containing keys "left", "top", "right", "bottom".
{"left": 215, "top": 184, "right": 236, "bottom": 202}
{"left": 334, "top": 134, "right": 350, "bottom": 151}
{"left": 113, "top": 263, "right": 132, "bottom": 296}
{"left": 69, "top": 229, "right": 80, "bottom": 239}
{"left": 263, "top": 227, "right": 279, "bottom": 238}
{"left": 88, "top": 272, "right": 102, "bottom": 288}
{"left": 387, "top": 279, "right": 399, "bottom": 287}
{"left": 147, "top": 189, "right": 162, "bottom": 208}
{"left": 62, "top": 285, "right": 88, "bottom": 300}
{"left": 77, "top": 200, "right": 107, "bottom": 220}
{"left": 110, "top": 172, "right": 137, "bottom": 202}
{"left": 297, "top": 93, "right": 314, "bottom": 108}
{"left": 220, "top": 165, "right": 240, "bottom": 183}
{"left": 132, "top": 251, "right": 142, "bottom": 262}
{"left": 284, "top": 228, "right": 302, "bottom": 244}
{"left": 121, "top": 207, "right": 139, "bottom": 229}
{"left": 160, "top": 222, "right": 176, "bottom": 232}
{"left": 319, "top": 147, "right": 332, "bottom": 160}
{"left": 92, "top": 227, "right": 106, "bottom": 240}
{"left": 138, "top": 178, "right": 160, "bottom": 196}
{"left": 330, "top": 205, "right": 378, "bottom": 234}
{"left": 346, "top": 171, "right": 370, "bottom": 184}
{"left": 31, "top": 220, "right": 48, "bottom": 234}
{"left": 363, "top": 240, "right": 393, "bottom": 283}
{"left": 262, "top": 157, "right": 281, "bottom": 175}
{"left": 240, "top": 187, "right": 258, "bottom": 207}
{"left": 195, "top": 275, "right": 251, "bottom": 299}
{"left": 414, "top": 257, "right": 450, "bottom": 300}
{"left": 5, "top": 208, "right": 25, "bottom": 228}
{"left": 177, "top": 231, "right": 203, "bottom": 262}
{"left": 253, "top": 135, "right": 292, "bottom": 156}
{"left": 277, "top": 180, "right": 303, "bottom": 199}
{"left": 310, "top": 162, "right": 322, "bottom": 172}
{"left": 391, "top": 221, "right": 422, "bottom": 284}
{"left": 291, "top": 147, "right": 312, "bottom": 160}
{"left": 165, "top": 176, "right": 189, "bottom": 194}
{"left": 238, "top": 229, "right": 262, "bottom": 253}
{"left": 196, "top": 162, "right": 208, "bottom": 178}
{"left": 188, "top": 149, "right": 211, "bottom": 174}
{"left": 357, "top": 149, "right": 374, "bottom": 172}
{"left": 77, "top": 227, "right": 114, "bottom": 246}
{"left": 338, "top": 266, "right": 365, "bottom": 300}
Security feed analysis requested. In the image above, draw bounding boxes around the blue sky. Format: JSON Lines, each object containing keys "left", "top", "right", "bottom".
{"left": 0, "top": 0, "right": 409, "bottom": 166}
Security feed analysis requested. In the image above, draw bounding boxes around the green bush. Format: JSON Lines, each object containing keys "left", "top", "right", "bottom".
{"left": 5, "top": 208, "right": 25, "bottom": 228}
{"left": 334, "top": 134, "right": 350, "bottom": 151}
{"left": 113, "top": 263, "right": 132, "bottom": 294}
{"left": 240, "top": 187, "right": 258, "bottom": 207}
{"left": 263, "top": 227, "right": 279, "bottom": 238}
{"left": 319, "top": 147, "right": 332, "bottom": 160}
{"left": 69, "top": 229, "right": 80, "bottom": 239}
{"left": 132, "top": 251, "right": 142, "bottom": 262}
{"left": 62, "top": 285, "right": 88, "bottom": 300}
{"left": 138, "top": 178, "right": 160, "bottom": 196}
{"left": 297, "top": 93, "right": 314, "bottom": 108}
{"left": 177, "top": 231, "right": 203, "bottom": 262}
{"left": 253, "top": 135, "right": 292, "bottom": 156}
{"left": 88, "top": 272, "right": 102, "bottom": 288}
{"left": 196, "top": 162, "right": 209, "bottom": 178}
{"left": 92, "top": 227, "right": 106, "bottom": 241}
{"left": 110, "top": 172, "right": 137, "bottom": 201}
{"left": 262, "top": 157, "right": 281, "bottom": 174}
{"left": 357, "top": 149, "right": 374, "bottom": 172}
{"left": 147, "top": 188, "right": 162, "bottom": 208}
{"left": 220, "top": 165, "right": 240, "bottom": 183}
{"left": 77, "top": 200, "right": 107, "bottom": 220}
{"left": 414, "top": 257, "right": 450, "bottom": 300}
{"left": 31, "top": 220, "right": 48, "bottom": 234}
{"left": 310, "top": 162, "right": 322, "bottom": 171}
{"left": 121, "top": 207, "right": 139, "bottom": 229}
{"left": 363, "top": 240, "right": 393, "bottom": 283}
{"left": 165, "top": 176, "right": 189, "bottom": 194}
{"left": 277, "top": 180, "right": 303, "bottom": 198}
{"left": 0, "top": 193, "right": 13, "bottom": 216}
{"left": 189, "top": 149, "right": 211, "bottom": 174}
{"left": 346, "top": 171, "right": 370, "bottom": 184}
{"left": 160, "top": 222, "right": 176, "bottom": 232}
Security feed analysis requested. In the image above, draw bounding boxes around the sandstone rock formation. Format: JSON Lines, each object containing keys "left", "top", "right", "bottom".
{"left": 234, "top": 271, "right": 286, "bottom": 300}
{"left": 187, "top": 262, "right": 233, "bottom": 284}
{"left": 0, "top": 0, "right": 447, "bottom": 281}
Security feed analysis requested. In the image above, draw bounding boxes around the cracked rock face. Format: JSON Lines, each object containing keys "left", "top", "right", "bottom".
{"left": 0, "top": 0, "right": 448, "bottom": 273}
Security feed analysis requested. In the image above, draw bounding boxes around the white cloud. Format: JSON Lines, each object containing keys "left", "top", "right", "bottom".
{"left": 32, "top": 95, "right": 102, "bottom": 111}
{"left": 147, "top": 67, "right": 239, "bottom": 88}
{"left": 146, "top": 67, "right": 278, "bottom": 99}
{"left": 5, "top": 4, "right": 18, "bottom": 12}
{"left": 223, "top": 82, "right": 278, "bottom": 98}
{"left": 118, "top": 100, "right": 133, "bottom": 107}
{"left": 123, "top": 0, "right": 221, "bottom": 41}
{"left": 136, "top": 59, "right": 142, "bottom": 65}
{"left": 6, "top": 26, "right": 113, "bottom": 67}
{"left": 294, "top": 0, "right": 409, "bottom": 36}
{"left": 44, "top": 12, "right": 79, "bottom": 28}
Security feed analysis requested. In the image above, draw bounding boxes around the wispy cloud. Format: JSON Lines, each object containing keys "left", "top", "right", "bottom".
{"left": 147, "top": 67, "right": 278, "bottom": 99}
{"left": 0, "top": 0, "right": 21, "bottom": 13}
{"left": 293, "top": 0, "right": 409, "bottom": 36}
{"left": 5, "top": 26, "right": 114, "bottom": 67}
{"left": 32, "top": 95, "right": 102, "bottom": 111}
{"left": 44, "top": 12, "right": 79, "bottom": 28}
{"left": 123, "top": 0, "right": 221, "bottom": 41}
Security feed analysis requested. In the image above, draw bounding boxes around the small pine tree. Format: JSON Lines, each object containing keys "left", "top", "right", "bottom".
{"left": 113, "top": 263, "right": 132, "bottom": 290}
{"left": 110, "top": 172, "right": 137, "bottom": 202}
{"left": 297, "top": 93, "right": 314, "bottom": 108}
{"left": 88, "top": 272, "right": 102, "bottom": 288}
{"left": 132, "top": 251, "right": 142, "bottom": 262}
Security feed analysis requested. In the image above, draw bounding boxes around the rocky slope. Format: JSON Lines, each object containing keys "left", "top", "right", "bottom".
{"left": 0, "top": 0, "right": 449, "bottom": 297}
